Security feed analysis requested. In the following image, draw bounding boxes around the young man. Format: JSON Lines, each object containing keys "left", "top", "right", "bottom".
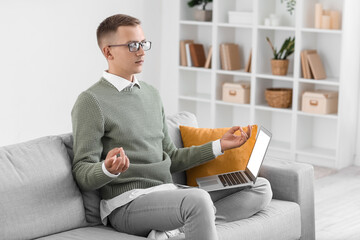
{"left": 71, "top": 14, "right": 272, "bottom": 240}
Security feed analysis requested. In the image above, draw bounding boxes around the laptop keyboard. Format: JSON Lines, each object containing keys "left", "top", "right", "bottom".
{"left": 219, "top": 171, "right": 248, "bottom": 187}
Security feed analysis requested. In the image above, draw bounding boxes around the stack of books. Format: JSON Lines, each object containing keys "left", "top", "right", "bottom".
{"left": 301, "top": 50, "right": 326, "bottom": 80}
{"left": 179, "top": 40, "right": 212, "bottom": 68}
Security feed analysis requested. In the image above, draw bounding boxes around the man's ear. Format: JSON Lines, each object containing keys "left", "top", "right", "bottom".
{"left": 103, "top": 46, "right": 114, "bottom": 60}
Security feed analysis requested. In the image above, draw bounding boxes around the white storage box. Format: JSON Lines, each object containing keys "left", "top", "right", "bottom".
{"left": 228, "top": 11, "right": 253, "bottom": 25}
{"left": 222, "top": 82, "right": 250, "bottom": 104}
{"left": 301, "top": 90, "right": 338, "bottom": 114}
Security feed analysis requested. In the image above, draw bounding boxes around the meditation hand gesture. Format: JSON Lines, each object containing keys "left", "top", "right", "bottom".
{"left": 220, "top": 125, "right": 252, "bottom": 152}
{"left": 104, "top": 147, "right": 130, "bottom": 175}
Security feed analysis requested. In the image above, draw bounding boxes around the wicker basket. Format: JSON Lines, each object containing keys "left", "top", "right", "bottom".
{"left": 271, "top": 59, "right": 289, "bottom": 76}
{"left": 265, "top": 88, "right": 292, "bottom": 108}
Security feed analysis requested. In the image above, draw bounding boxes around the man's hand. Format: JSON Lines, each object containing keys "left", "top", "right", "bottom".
{"left": 104, "top": 147, "right": 130, "bottom": 175}
{"left": 220, "top": 125, "right": 252, "bottom": 152}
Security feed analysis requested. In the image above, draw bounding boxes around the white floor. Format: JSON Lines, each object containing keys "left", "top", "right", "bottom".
{"left": 314, "top": 166, "right": 360, "bottom": 240}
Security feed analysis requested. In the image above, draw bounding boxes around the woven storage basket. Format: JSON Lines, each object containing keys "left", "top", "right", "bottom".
{"left": 265, "top": 88, "right": 292, "bottom": 108}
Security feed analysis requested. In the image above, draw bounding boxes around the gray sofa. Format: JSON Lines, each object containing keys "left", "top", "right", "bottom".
{"left": 0, "top": 112, "right": 315, "bottom": 240}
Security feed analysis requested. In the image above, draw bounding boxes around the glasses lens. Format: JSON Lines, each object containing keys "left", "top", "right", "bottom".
{"left": 142, "top": 41, "right": 151, "bottom": 51}
{"left": 129, "top": 42, "right": 140, "bottom": 52}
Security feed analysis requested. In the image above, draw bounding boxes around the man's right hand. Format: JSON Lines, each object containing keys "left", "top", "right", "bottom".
{"left": 104, "top": 147, "right": 130, "bottom": 175}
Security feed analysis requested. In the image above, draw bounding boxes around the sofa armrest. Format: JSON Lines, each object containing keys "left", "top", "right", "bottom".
{"left": 259, "top": 159, "right": 315, "bottom": 240}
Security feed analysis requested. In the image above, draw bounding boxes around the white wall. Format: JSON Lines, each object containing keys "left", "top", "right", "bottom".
{"left": 159, "top": 0, "right": 179, "bottom": 116}
{"left": 346, "top": 0, "right": 360, "bottom": 166}
{"left": 0, "top": 0, "right": 162, "bottom": 146}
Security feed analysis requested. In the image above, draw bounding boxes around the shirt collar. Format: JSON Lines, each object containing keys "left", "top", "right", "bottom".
{"left": 102, "top": 71, "right": 141, "bottom": 92}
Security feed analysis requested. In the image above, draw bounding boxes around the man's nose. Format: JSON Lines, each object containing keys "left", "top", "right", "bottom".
{"left": 136, "top": 46, "right": 145, "bottom": 56}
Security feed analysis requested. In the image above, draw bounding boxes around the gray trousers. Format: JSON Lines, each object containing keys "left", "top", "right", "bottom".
{"left": 109, "top": 177, "right": 272, "bottom": 240}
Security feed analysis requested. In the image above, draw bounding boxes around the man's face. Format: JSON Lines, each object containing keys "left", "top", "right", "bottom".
{"left": 104, "top": 25, "right": 146, "bottom": 80}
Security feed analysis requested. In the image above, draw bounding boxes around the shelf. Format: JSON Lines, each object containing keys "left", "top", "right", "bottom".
{"left": 301, "top": 28, "right": 342, "bottom": 34}
{"left": 179, "top": 94, "right": 211, "bottom": 103}
{"left": 256, "top": 73, "right": 294, "bottom": 82}
{"left": 216, "top": 69, "right": 251, "bottom": 77}
{"left": 217, "top": 23, "right": 253, "bottom": 29}
{"left": 179, "top": 20, "right": 213, "bottom": 26}
{"left": 297, "top": 111, "right": 338, "bottom": 120}
{"left": 255, "top": 104, "right": 292, "bottom": 114}
{"left": 215, "top": 100, "right": 250, "bottom": 108}
{"left": 258, "top": 25, "right": 296, "bottom": 31}
{"left": 179, "top": 66, "right": 212, "bottom": 73}
{"left": 299, "top": 77, "right": 339, "bottom": 86}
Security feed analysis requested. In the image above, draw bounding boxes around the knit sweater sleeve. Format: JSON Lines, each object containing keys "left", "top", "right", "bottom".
{"left": 71, "top": 91, "right": 116, "bottom": 191}
{"left": 160, "top": 107, "right": 215, "bottom": 173}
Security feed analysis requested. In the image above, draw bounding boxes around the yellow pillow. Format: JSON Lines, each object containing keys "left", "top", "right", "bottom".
{"left": 179, "top": 125, "right": 257, "bottom": 186}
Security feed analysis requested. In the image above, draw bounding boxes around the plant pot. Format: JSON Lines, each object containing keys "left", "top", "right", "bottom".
{"left": 271, "top": 59, "right": 289, "bottom": 76}
{"left": 194, "top": 10, "right": 212, "bottom": 21}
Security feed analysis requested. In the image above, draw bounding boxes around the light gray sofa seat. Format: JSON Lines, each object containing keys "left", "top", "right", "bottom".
{"left": 36, "top": 226, "right": 146, "bottom": 240}
{"left": 0, "top": 111, "right": 315, "bottom": 240}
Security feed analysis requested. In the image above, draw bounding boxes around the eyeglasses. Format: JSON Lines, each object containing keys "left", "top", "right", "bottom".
{"left": 108, "top": 41, "right": 152, "bottom": 52}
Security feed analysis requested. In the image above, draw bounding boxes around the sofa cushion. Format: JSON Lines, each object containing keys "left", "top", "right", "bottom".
{"left": 0, "top": 136, "right": 87, "bottom": 240}
{"left": 166, "top": 111, "right": 198, "bottom": 149}
{"left": 36, "top": 226, "right": 147, "bottom": 240}
{"left": 216, "top": 199, "right": 301, "bottom": 240}
{"left": 60, "top": 133, "right": 102, "bottom": 226}
{"left": 166, "top": 111, "right": 199, "bottom": 185}
{"left": 180, "top": 125, "right": 257, "bottom": 186}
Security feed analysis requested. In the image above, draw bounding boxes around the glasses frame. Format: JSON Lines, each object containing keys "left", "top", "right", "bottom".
{"left": 108, "top": 41, "right": 152, "bottom": 52}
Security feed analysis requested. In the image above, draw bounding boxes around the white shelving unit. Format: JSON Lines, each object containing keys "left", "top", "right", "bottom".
{"left": 177, "top": 0, "right": 357, "bottom": 169}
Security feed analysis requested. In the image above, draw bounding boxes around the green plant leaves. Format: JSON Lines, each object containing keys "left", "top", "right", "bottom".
{"left": 266, "top": 36, "right": 295, "bottom": 60}
{"left": 281, "top": 0, "right": 296, "bottom": 15}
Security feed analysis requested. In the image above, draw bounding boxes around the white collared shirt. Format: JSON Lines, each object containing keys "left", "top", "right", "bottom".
{"left": 102, "top": 70, "right": 141, "bottom": 92}
{"left": 99, "top": 71, "right": 223, "bottom": 225}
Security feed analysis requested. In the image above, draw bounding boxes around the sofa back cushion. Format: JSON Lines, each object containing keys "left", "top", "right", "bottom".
{"left": 0, "top": 136, "right": 87, "bottom": 240}
{"left": 60, "top": 133, "right": 102, "bottom": 226}
{"left": 167, "top": 111, "right": 199, "bottom": 185}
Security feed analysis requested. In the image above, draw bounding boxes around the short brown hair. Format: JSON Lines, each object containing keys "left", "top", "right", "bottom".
{"left": 96, "top": 14, "right": 141, "bottom": 48}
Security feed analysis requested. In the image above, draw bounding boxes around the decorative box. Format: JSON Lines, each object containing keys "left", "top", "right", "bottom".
{"left": 222, "top": 82, "right": 250, "bottom": 104}
{"left": 228, "top": 11, "right": 253, "bottom": 25}
{"left": 301, "top": 90, "right": 338, "bottom": 114}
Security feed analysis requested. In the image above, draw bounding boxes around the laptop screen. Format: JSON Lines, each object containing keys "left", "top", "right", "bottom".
{"left": 247, "top": 128, "right": 271, "bottom": 178}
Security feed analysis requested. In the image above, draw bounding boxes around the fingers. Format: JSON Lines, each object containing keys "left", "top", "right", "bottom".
{"left": 107, "top": 147, "right": 122, "bottom": 158}
{"left": 239, "top": 127, "right": 248, "bottom": 140}
{"left": 248, "top": 125, "right": 252, "bottom": 137}
{"left": 105, "top": 147, "right": 130, "bottom": 174}
{"left": 228, "top": 126, "right": 240, "bottom": 134}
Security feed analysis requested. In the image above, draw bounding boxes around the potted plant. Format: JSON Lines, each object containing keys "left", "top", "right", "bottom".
{"left": 266, "top": 36, "right": 295, "bottom": 75}
{"left": 187, "top": 0, "right": 213, "bottom": 22}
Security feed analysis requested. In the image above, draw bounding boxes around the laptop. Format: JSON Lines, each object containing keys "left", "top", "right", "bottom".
{"left": 196, "top": 126, "right": 272, "bottom": 192}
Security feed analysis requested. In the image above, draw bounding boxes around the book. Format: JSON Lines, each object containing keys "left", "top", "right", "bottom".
{"left": 307, "top": 53, "right": 326, "bottom": 80}
{"left": 220, "top": 43, "right": 241, "bottom": 71}
{"left": 185, "top": 43, "right": 192, "bottom": 67}
{"left": 204, "top": 46, "right": 212, "bottom": 68}
{"left": 300, "top": 50, "right": 306, "bottom": 78}
{"left": 220, "top": 44, "right": 228, "bottom": 70}
{"left": 180, "top": 40, "right": 194, "bottom": 66}
{"left": 301, "top": 49, "right": 317, "bottom": 79}
{"left": 245, "top": 49, "right": 252, "bottom": 73}
{"left": 189, "top": 43, "right": 206, "bottom": 67}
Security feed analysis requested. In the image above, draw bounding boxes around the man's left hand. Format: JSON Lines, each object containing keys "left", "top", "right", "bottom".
{"left": 220, "top": 125, "right": 252, "bottom": 152}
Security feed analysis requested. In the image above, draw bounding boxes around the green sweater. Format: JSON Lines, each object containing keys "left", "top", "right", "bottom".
{"left": 71, "top": 78, "right": 215, "bottom": 200}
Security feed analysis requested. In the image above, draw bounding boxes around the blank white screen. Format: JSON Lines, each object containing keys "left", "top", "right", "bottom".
{"left": 247, "top": 130, "right": 271, "bottom": 177}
